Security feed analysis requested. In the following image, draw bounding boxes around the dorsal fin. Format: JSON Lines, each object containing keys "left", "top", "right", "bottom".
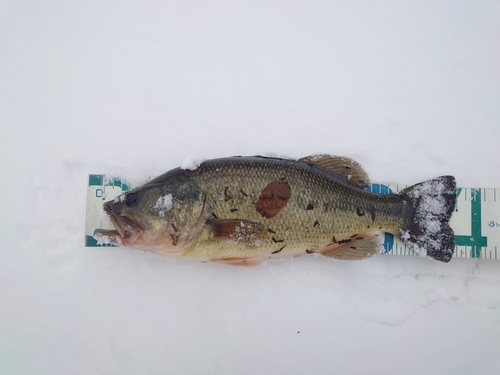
{"left": 320, "top": 231, "right": 383, "bottom": 260}
{"left": 299, "top": 154, "right": 370, "bottom": 189}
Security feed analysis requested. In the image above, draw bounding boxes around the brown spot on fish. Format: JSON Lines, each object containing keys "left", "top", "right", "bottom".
{"left": 256, "top": 180, "right": 291, "bottom": 219}
{"left": 272, "top": 237, "right": 284, "bottom": 243}
{"left": 239, "top": 189, "right": 248, "bottom": 197}
{"left": 306, "top": 203, "right": 314, "bottom": 210}
{"left": 338, "top": 239, "right": 351, "bottom": 244}
{"left": 224, "top": 187, "right": 233, "bottom": 201}
{"left": 350, "top": 234, "right": 358, "bottom": 238}
{"left": 267, "top": 228, "right": 276, "bottom": 234}
{"left": 230, "top": 208, "right": 238, "bottom": 212}
{"left": 356, "top": 208, "right": 365, "bottom": 216}
{"left": 324, "top": 203, "right": 329, "bottom": 212}
{"left": 332, "top": 236, "right": 337, "bottom": 243}
{"left": 306, "top": 249, "right": 315, "bottom": 254}
{"left": 370, "top": 206, "right": 376, "bottom": 222}
{"left": 313, "top": 220, "right": 320, "bottom": 227}
{"left": 271, "top": 245, "right": 286, "bottom": 254}
{"left": 350, "top": 246, "right": 357, "bottom": 249}
{"left": 211, "top": 212, "right": 219, "bottom": 220}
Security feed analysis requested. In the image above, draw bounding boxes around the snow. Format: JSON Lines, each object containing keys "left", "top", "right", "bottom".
{"left": 227, "top": 221, "right": 262, "bottom": 249}
{"left": 402, "top": 177, "right": 452, "bottom": 258}
{"left": 93, "top": 231, "right": 113, "bottom": 246}
{"left": 2, "top": 2, "right": 500, "bottom": 374}
{"left": 154, "top": 194, "right": 173, "bottom": 217}
{"left": 180, "top": 155, "right": 206, "bottom": 171}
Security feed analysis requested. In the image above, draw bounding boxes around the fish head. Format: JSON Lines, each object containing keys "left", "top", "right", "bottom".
{"left": 95, "top": 180, "right": 207, "bottom": 256}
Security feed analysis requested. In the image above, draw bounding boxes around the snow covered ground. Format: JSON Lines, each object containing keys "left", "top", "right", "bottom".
{"left": 2, "top": 1, "right": 500, "bottom": 374}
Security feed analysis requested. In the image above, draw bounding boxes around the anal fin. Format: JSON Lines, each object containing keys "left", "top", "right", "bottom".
{"left": 299, "top": 154, "right": 370, "bottom": 189}
{"left": 320, "top": 231, "right": 384, "bottom": 260}
{"left": 212, "top": 257, "right": 260, "bottom": 266}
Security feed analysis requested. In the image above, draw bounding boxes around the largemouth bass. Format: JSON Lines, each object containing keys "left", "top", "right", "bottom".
{"left": 93, "top": 155, "right": 456, "bottom": 264}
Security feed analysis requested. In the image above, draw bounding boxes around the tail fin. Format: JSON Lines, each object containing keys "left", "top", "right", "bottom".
{"left": 398, "top": 176, "right": 456, "bottom": 263}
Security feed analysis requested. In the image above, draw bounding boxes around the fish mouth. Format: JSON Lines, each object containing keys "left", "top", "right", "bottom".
{"left": 102, "top": 201, "right": 144, "bottom": 246}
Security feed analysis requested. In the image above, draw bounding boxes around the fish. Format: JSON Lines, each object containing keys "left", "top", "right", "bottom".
{"left": 93, "top": 155, "right": 457, "bottom": 265}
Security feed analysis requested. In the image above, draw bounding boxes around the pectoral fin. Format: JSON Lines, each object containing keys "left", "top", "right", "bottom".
{"left": 207, "top": 219, "right": 264, "bottom": 249}
{"left": 299, "top": 154, "right": 370, "bottom": 189}
{"left": 208, "top": 219, "right": 262, "bottom": 239}
{"left": 320, "top": 232, "right": 384, "bottom": 260}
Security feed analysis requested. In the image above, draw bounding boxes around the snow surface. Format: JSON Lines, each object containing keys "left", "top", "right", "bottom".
{"left": 2, "top": 1, "right": 500, "bottom": 374}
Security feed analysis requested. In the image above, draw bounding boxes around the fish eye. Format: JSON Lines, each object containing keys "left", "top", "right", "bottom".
{"left": 125, "top": 192, "right": 139, "bottom": 207}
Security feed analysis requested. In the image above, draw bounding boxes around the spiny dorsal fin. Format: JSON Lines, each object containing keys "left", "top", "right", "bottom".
{"left": 207, "top": 219, "right": 264, "bottom": 249}
{"left": 320, "top": 231, "right": 383, "bottom": 260}
{"left": 299, "top": 154, "right": 370, "bottom": 189}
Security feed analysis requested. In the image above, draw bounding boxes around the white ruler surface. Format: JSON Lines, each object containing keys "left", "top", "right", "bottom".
{"left": 85, "top": 175, "right": 500, "bottom": 260}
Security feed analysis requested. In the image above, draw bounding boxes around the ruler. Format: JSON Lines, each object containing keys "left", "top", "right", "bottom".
{"left": 85, "top": 175, "right": 129, "bottom": 247}
{"left": 85, "top": 175, "right": 500, "bottom": 260}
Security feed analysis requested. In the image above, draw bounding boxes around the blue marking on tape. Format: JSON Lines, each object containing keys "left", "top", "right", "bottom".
{"left": 368, "top": 184, "right": 395, "bottom": 254}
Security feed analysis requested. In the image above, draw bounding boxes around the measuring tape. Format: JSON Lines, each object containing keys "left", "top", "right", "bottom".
{"left": 85, "top": 175, "right": 500, "bottom": 260}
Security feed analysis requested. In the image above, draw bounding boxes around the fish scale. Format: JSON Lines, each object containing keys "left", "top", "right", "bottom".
{"left": 183, "top": 157, "right": 406, "bottom": 262}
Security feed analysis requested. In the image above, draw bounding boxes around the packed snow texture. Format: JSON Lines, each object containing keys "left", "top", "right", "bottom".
{"left": 2, "top": 2, "right": 500, "bottom": 375}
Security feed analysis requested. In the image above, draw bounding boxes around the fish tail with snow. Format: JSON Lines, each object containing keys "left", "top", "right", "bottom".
{"left": 398, "top": 176, "right": 457, "bottom": 263}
